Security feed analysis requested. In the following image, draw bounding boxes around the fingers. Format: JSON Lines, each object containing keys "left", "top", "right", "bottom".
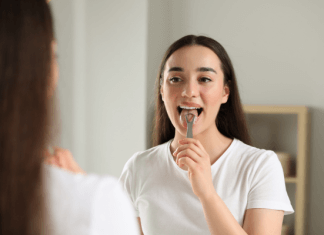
{"left": 53, "top": 147, "right": 86, "bottom": 174}
{"left": 45, "top": 147, "right": 84, "bottom": 173}
{"left": 173, "top": 138, "right": 209, "bottom": 164}
{"left": 54, "top": 147, "right": 69, "bottom": 169}
{"left": 44, "top": 149, "right": 51, "bottom": 158}
{"left": 173, "top": 143, "right": 205, "bottom": 161}
{"left": 178, "top": 156, "right": 197, "bottom": 171}
{"left": 44, "top": 155, "right": 60, "bottom": 167}
{"left": 179, "top": 138, "right": 208, "bottom": 156}
{"left": 175, "top": 148, "right": 201, "bottom": 164}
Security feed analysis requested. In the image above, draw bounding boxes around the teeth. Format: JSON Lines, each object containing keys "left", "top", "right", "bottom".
{"left": 180, "top": 106, "right": 200, "bottom": 110}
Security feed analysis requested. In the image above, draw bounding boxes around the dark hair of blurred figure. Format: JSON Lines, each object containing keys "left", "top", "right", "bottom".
{"left": 153, "top": 35, "right": 251, "bottom": 146}
{"left": 0, "top": 0, "right": 54, "bottom": 234}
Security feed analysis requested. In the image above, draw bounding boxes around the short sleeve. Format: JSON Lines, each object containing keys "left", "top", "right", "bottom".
{"left": 247, "top": 151, "right": 294, "bottom": 215}
{"left": 119, "top": 153, "right": 140, "bottom": 217}
{"left": 90, "top": 177, "right": 140, "bottom": 235}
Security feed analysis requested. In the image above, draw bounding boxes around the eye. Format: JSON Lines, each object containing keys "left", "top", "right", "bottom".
{"left": 169, "top": 77, "right": 182, "bottom": 83}
{"left": 199, "top": 77, "right": 212, "bottom": 83}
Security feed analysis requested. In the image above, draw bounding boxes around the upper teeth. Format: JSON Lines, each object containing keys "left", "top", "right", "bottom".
{"left": 180, "top": 106, "right": 200, "bottom": 110}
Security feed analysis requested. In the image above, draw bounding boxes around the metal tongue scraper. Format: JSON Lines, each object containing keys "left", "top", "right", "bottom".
{"left": 185, "top": 113, "right": 196, "bottom": 138}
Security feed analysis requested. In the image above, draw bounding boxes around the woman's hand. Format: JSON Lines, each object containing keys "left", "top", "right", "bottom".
{"left": 173, "top": 138, "right": 216, "bottom": 200}
{"left": 44, "top": 147, "right": 86, "bottom": 175}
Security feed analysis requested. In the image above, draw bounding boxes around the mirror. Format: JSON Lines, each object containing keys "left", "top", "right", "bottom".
{"left": 51, "top": 1, "right": 324, "bottom": 234}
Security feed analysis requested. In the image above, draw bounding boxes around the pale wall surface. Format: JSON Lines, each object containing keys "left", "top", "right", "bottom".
{"left": 50, "top": 0, "right": 74, "bottom": 154}
{"left": 51, "top": 0, "right": 147, "bottom": 177}
{"left": 84, "top": 0, "right": 147, "bottom": 176}
{"left": 146, "top": 0, "right": 171, "bottom": 147}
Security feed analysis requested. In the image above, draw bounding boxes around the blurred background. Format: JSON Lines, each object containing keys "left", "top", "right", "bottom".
{"left": 50, "top": 0, "right": 323, "bottom": 234}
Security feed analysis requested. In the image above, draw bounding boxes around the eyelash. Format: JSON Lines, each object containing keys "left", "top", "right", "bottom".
{"left": 199, "top": 77, "right": 212, "bottom": 83}
{"left": 169, "top": 77, "right": 182, "bottom": 83}
{"left": 169, "top": 76, "right": 212, "bottom": 83}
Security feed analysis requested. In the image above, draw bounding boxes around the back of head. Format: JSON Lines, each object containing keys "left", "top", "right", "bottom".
{"left": 153, "top": 35, "right": 251, "bottom": 146}
{"left": 0, "top": 0, "right": 54, "bottom": 234}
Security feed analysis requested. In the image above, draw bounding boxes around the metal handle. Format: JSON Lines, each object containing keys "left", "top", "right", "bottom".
{"left": 185, "top": 113, "right": 195, "bottom": 138}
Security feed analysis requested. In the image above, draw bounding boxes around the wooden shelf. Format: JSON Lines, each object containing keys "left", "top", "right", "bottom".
{"left": 244, "top": 105, "right": 310, "bottom": 235}
{"left": 243, "top": 105, "right": 307, "bottom": 115}
{"left": 285, "top": 177, "right": 297, "bottom": 183}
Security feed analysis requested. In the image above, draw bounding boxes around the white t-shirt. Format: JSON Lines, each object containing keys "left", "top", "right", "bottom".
{"left": 44, "top": 164, "right": 140, "bottom": 235}
{"left": 119, "top": 138, "right": 294, "bottom": 235}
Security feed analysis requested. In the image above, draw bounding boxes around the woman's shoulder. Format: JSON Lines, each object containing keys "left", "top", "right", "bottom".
{"left": 44, "top": 162, "right": 131, "bottom": 202}
{"left": 90, "top": 176, "right": 139, "bottom": 235}
{"left": 231, "top": 139, "right": 279, "bottom": 166}
{"left": 123, "top": 140, "right": 172, "bottom": 169}
{"left": 44, "top": 164, "right": 119, "bottom": 198}
{"left": 233, "top": 139, "right": 276, "bottom": 157}
{"left": 228, "top": 140, "right": 283, "bottom": 183}
{"left": 44, "top": 165, "right": 139, "bottom": 235}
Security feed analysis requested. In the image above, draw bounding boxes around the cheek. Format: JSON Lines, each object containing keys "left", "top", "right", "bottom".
{"left": 163, "top": 87, "right": 180, "bottom": 122}
{"left": 164, "top": 86, "right": 178, "bottom": 102}
{"left": 201, "top": 86, "right": 223, "bottom": 106}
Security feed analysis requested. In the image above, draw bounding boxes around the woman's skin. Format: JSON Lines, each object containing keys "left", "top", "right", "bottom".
{"left": 49, "top": 44, "right": 284, "bottom": 234}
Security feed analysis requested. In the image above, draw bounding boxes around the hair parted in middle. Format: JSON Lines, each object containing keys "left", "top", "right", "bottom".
{"left": 152, "top": 35, "right": 251, "bottom": 147}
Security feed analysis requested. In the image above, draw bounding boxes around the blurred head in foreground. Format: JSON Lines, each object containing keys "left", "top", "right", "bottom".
{"left": 0, "top": 0, "right": 55, "bottom": 234}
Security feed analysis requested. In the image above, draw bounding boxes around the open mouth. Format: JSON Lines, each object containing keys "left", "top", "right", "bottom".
{"left": 177, "top": 106, "right": 203, "bottom": 116}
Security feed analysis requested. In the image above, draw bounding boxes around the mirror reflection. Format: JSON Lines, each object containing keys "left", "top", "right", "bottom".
{"left": 51, "top": 1, "right": 323, "bottom": 233}
{"left": 1, "top": 0, "right": 322, "bottom": 234}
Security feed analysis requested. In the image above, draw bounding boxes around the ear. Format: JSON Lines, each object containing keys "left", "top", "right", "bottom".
{"left": 221, "top": 84, "right": 230, "bottom": 104}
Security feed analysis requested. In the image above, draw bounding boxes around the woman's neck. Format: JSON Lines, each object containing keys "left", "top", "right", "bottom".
{"left": 171, "top": 124, "right": 233, "bottom": 165}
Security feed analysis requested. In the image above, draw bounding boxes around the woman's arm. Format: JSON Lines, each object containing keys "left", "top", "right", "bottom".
{"left": 200, "top": 191, "right": 284, "bottom": 235}
{"left": 199, "top": 192, "right": 247, "bottom": 235}
{"left": 174, "top": 138, "right": 284, "bottom": 235}
{"left": 242, "top": 209, "right": 284, "bottom": 235}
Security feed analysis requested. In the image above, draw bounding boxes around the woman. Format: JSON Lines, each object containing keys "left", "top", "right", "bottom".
{"left": 119, "top": 35, "right": 294, "bottom": 234}
{"left": 0, "top": 1, "right": 138, "bottom": 234}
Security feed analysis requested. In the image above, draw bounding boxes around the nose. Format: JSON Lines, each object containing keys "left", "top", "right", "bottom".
{"left": 181, "top": 80, "right": 199, "bottom": 98}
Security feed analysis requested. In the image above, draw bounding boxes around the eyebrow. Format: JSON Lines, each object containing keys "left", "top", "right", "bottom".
{"left": 168, "top": 67, "right": 183, "bottom": 72}
{"left": 198, "top": 67, "right": 217, "bottom": 74}
{"left": 167, "top": 66, "right": 217, "bottom": 74}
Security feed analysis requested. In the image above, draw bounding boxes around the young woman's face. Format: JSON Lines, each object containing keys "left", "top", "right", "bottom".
{"left": 161, "top": 45, "right": 229, "bottom": 137}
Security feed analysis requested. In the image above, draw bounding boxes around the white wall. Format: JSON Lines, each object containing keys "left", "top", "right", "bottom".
{"left": 85, "top": 0, "right": 147, "bottom": 176}
{"left": 165, "top": 0, "right": 324, "bottom": 234}
{"left": 51, "top": 0, "right": 147, "bottom": 177}
{"left": 146, "top": 0, "right": 171, "bottom": 147}
{"left": 50, "top": 0, "right": 74, "bottom": 153}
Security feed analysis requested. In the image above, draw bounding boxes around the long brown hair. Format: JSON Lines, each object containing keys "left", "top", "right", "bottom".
{"left": 0, "top": 0, "right": 54, "bottom": 234}
{"left": 152, "top": 35, "right": 251, "bottom": 146}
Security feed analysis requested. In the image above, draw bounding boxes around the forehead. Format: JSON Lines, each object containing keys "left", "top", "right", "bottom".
{"left": 165, "top": 45, "right": 222, "bottom": 70}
